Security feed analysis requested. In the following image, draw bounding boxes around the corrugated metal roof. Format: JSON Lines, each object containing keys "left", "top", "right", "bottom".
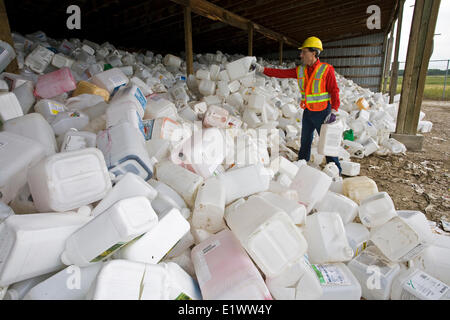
{"left": 5, "top": 0, "right": 400, "bottom": 55}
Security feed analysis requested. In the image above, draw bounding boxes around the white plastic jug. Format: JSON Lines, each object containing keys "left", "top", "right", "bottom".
{"left": 0, "top": 40, "right": 16, "bottom": 73}
{"left": 225, "top": 56, "right": 256, "bottom": 81}
{"left": 109, "top": 84, "right": 147, "bottom": 117}
{"left": 370, "top": 211, "right": 434, "bottom": 262}
{"left": 34, "top": 99, "right": 66, "bottom": 120}
{"left": 97, "top": 122, "right": 155, "bottom": 182}
{"left": 147, "top": 179, "right": 189, "bottom": 217}
{"left": 343, "top": 176, "right": 378, "bottom": 204}
{"left": 340, "top": 161, "right": 361, "bottom": 177}
{"left": 344, "top": 222, "right": 370, "bottom": 258}
{"left": 313, "top": 191, "right": 359, "bottom": 225}
{"left": 322, "top": 162, "right": 340, "bottom": 178}
{"left": 265, "top": 255, "right": 323, "bottom": 300}
{"left": 117, "top": 208, "right": 190, "bottom": 264}
{"left": 3, "top": 272, "right": 55, "bottom": 300}
{"left": 0, "top": 212, "right": 91, "bottom": 287}
{"left": 411, "top": 243, "right": 450, "bottom": 286}
{"left": 318, "top": 120, "right": 344, "bottom": 157}
{"left": 0, "top": 132, "right": 46, "bottom": 204}
{"left": 50, "top": 111, "right": 90, "bottom": 136}
{"left": 13, "top": 80, "right": 35, "bottom": 114}
{"left": 225, "top": 195, "right": 308, "bottom": 278}
{"left": 27, "top": 148, "right": 112, "bottom": 213}
{"left": 390, "top": 268, "right": 450, "bottom": 300}
{"left": 0, "top": 202, "right": 14, "bottom": 222}
{"left": 311, "top": 263, "right": 362, "bottom": 300}
{"left": 144, "top": 95, "right": 178, "bottom": 120}
{"left": 290, "top": 165, "right": 332, "bottom": 213}
{"left": 192, "top": 177, "right": 226, "bottom": 233}
{"left": 163, "top": 54, "right": 182, "bottom": 68}
{"left": 202, "top": 105, "right": 229, "bottom": 128}
{"left": 191, "top": 229, "right": 272, "bottom": 300}
{"left": 155, "top": 160, "right": 204, "bottom": 208}
{"left": 105, "top": 102, "right": 146, "bottom": 140}
{"left": 304, "top": 211, "right": 354, "bottom": 264}
{"left": 91, "top": 172, "right": 157, "bottom": 217}
{"left": 60, "top": 130, "right": 97, "bottom": 152}
{"left": 0, "top": 92, "right": 23, "bottom": 122}
{"left": 3, "top": 113, "right": 57, "bottom": 156}
{"left": 347, "top": 245, "right": 401, "bottom": 300}
{"left": 24, "top": 45, "right": 54, "bottom": 74}
{"left": 61, "top": 196, "right": 158, "bottom": 267}
{"left": 258, "top": 191, "right": 307, "bottom": 226}
{"left": 342, "top": 140, "right": 365, "bottom": 159}
{"left": 23, "top": 263, "right": 103, "bottom": 300}
{"left": 218, "top": 164, "right": 271, "bottom": 205}
{"left": 91, "top": 68, "right": 129, "bottom": 94}
{"left": 358, "top": 192, "right": 397, "bottom": 228}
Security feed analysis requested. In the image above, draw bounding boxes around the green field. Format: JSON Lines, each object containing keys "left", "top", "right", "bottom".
{"left": 386, "top": 75, "right": 450, "bottom": 101}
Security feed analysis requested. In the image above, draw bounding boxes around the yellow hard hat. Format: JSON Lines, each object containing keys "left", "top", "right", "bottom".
{"left": 299, "top": 36, "right": 323, "bottom": 51}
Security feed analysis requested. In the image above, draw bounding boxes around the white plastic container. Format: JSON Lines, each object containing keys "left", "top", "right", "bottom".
{"left": 248, "top": 94, "right": 265, "bottom": 112}
{"left": 105, "top": 102, "right": 146, "bottom": 140}
{"left": 61, "top": 196, "right": 158, "bottom": 267}
{"left": 342, "top": 140, "right": 365, "bottom": 159}
{"left": 225, "top": 195, "right": 308, "bottom": 278}
{"left": 198, "top": 79, "right": 216, "bottom": 97}
{"left": 97, "top": 122, "right": 155, "bottom": 182}
{"left": 313, "top": 191, "right": 359, "bottom": 225}
{"left": 163, "top": 54, "right": 182, "bottom": 68}
{"left": 27, "top": 148, "right": 112, "bottom": 213}
{"left": 155, "top": 160, "right": 204, "bottom": 208}
{"left": 311, "top": 263, "right": 362, "bottom": 300}
{"left": 144, "top": 95, "right": 178, "bottom": 120}
{"left": 0, "top": 132, "right": 46, "bottom": 204}
{"left": 23, "top": 263, "right": 103, "bottom": 300}
{"left": 370, "top": 211, "right": 434, "bottom": 262}
{"left": 343, "top": 176, "right": 379, "bottom": 205}
{"left": 147, "top": 179, "right": 189, "bottom": 217}
{"left": 0, "top": 40, "right": 16, "bottom": 73}
{"left": 91, "top": 68, "right": 129, "bottom": 94}
{"left": 89, "top": 260, "right": 201, "bottom": 300}
{"left": 362, "top": 137, "right": 379, "bottom": 156}
{"left": 191, "top": 229, "right": 272, "bottom": 300}
{"left": 391, "top": 268, "right": 450, "bottom": 300}
{"left": 304, "top": 211, "right": 354, "bottom": 264}
{"left": 117, "top": 208, "right": 190, "bottom": 264}
{"left": 196, "top": 69, "right": 211, "bottom": 80}
{"left": 91, "top": 172, "right": 157, "bottom": 217}
{"left": 340, "top": 161, "right": 361, "bottom": 177}
{"left": 202, "top": 105, "right": 229, "bottom": 128}
{"left": 109, "top": 84, "right": 147, "bottom": 117}
{"left": 0, "top": 202, "right": 14, "bottom": 222}
{"left": 0, "top": 212, "right": 91, "bottom": 287}
{"left": 290, "top": 165, "right": 332, "bottom": 213}
{"left": 60, "top": 130, "right": 97, "bottom": 152}
{"left": 51, "top": 53, "right": 74, "bottom": 68}
{"left": 411, "top": 244, "right": 450, "bottom": 286}
{"left": 347, "top": 245, "right": 401, "bottom": 300}
{"left": 13, "top": 80, "right": 35, "bottom": 114}
{"left": 344, "top": 223, "right": 370, "bottom": 258}
{"left": 0, "top": 92, "right": 23, "bottom": 122}
{"left": 34, "top": 99, "right": 66, "bottom": 120}
{"left": 322, "top": 162, "right": 340, "bottom": 178}
{"left": 269, "top": 156, "right": 299, "bottom": 180}
{"left": 3, "top": 272, "right": 54, "bottom": 300}
{"left": 3, "top": 113, "right": 57, "bottom": 156}
{"left": 358, "top": 192, "right": 397, "bottom": 228}
{"left": 24, "top": 45, "right": 54, "bottom": 74}
{"left": 226, "top": 56, "right": 256, "bottom": 81}
{"left": 192, "top": 177, "right": 226, "bottom": 233}
{"left": 218, "top": 164, "right": 271, "bottom": 205}
{"left": 258, "top": 191, "right": 307, "bottom": 226}
{"left": 50, "top": 111, "right": 90, "bottom": 136}
{"left": 318, "top": 120, "right": 344, "bottom": 157}
{"left": 381, "top": 138, "right": 406, "bottom": 154}
{"left": 265, "top": 255, "right": 323, "bottom": 300}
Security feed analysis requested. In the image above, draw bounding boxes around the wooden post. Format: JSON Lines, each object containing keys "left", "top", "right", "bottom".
{"left": 279, "top": 41, "right": 283, "bottom": 65}
{"left": 184, "top": 6, "right": 194, "bottom": 76}
{"left": 382, "top": 29, "right": 395, "bottom": 93}
{"left": 378, "top": 33, "right": 389, "bottom": 92}
{"left": 0, "top": 0, "right": 19, "bottom": 74}
{"left": 389, "top": 0, "right": 405, "bottom": 104}
{"left": 392, "top": 0, "right": 441, "bottom": 151}
{"left": 248, "top": 23, "right": 253, "bottom": 57}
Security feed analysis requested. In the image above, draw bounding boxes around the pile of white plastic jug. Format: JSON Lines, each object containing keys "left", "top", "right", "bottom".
{"left": 0, "top": 30, "right": 447, "bottom": 301}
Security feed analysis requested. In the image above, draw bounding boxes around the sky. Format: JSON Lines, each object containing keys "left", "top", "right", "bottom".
{"left": 395, "top": 0, "right": 450, "bottom": 70}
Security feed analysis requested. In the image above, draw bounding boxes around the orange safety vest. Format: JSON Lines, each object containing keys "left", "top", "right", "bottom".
{"left": 296, "top": 62, "right": 331, "bottom": 112}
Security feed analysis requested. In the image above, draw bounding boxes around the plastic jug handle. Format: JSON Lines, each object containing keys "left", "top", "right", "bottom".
{"left": 332, "top": 213, "right": 344, "bottom": 235}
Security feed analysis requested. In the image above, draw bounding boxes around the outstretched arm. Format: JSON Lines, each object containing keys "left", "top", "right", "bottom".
{"left": 263, "top": 67, "right": 298, "bottom": 79}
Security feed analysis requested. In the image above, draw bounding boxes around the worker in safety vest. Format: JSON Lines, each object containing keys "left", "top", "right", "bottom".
{"left": 253, "top": 36, "right": 342, "bottom": 174}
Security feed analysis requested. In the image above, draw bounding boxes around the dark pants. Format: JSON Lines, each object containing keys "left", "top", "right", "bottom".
{"left": 298, "top": 103, "right": 342, "bottom": 174}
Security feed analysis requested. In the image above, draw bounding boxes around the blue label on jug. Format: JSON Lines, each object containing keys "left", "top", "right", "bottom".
{"left": 134, "top": 87, "right": 147, "bottom": 110}
{"left": 111, "top": 83, "right": 127, "bottom": 97}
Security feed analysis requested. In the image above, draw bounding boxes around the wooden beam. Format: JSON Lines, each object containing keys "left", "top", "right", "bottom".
{"left": 184, "top": 6, "right": 194, "bottom": 76}
{"left": 378, "top": 32, "right": 389, "bottom": 92}
{"left": 248, "top": 22, "right": 253, "bottom": 57}
{"left": 389, "top": 0, "right": 405, "bottom": 103}
{"left": 169, "top": 0, "right": 301, "bottom": 48}
{"left": 396, "top": 0, "right": 441, "bottom": 136}
{"left": 0, "top": 0, "right": 19, "bottom": 74}
{"left": 383, "top": 30, "right": 395, "bottom": 93}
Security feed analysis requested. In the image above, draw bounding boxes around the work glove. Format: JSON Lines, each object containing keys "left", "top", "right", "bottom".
{"left": 324, "top": 109, "right": 338, "bottom": 124}
{"left": 250, "top": 62, "right": 265, "bottom": 73}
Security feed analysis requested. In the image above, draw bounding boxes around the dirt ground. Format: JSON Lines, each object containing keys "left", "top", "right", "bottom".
{"left": 356, "top": 100, "right": 450, "bottom": 226}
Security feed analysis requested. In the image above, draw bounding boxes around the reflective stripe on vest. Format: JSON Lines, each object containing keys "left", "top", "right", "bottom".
{"left": 297, "top": 62, "right": 331, "bottom": 111}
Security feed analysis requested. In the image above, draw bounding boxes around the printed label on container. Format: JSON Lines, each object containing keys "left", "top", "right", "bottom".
{"left": 90, "top": 233, "right": 146, "bottom": 263}
{"left": 142, "top": 119, "right": 155, "bottom": 141}
{"left": 400, "top": 243, "right": 427, "bottom": 261}
{"left": 403, "top": 270, "right": 449, "bottom": 300}
{"left": 160, "top": 118, "right": 181, "bottom": 140}
{"left": 175, "top": 292, "right": 192, "bottom": 300}
{"left": 134, "top": 87, "right": 147, "bottom": 109}
{"left": 311, "top": 264, "right": 351, "bottom": 286}
{"left": 202, "top": 240, "right": 220, "bottom": 255}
